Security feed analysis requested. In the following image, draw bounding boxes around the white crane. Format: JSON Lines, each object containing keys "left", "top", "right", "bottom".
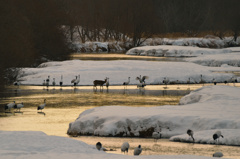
{"left": 52, "top": 78, "right": 56, "bottom": 86}
{"left": 199, "top": 74, "right": 205, "bottom": 86}
{"left": 176, "top": 80, "right": 180, "bottom": 89}
{"left": 163, "top": 77, "right": 169, "bottom": 89}
{"left": 43, "top": 80, "right": 46, "bottom": 86}
{"left": 13, "top": 81, "right": 20, "bottom": 89}
{"left": 96, "top": 142, "right": 102, "bottom": 151}
{"left": 136, "top": 75, "right": 148, "bottom": 84}
{"left": 213, "top": 78, "right": 217, "bottom": 85}
{"left": 186, "top": 78, "right": 191, "bottom": 90}
{"left": 37, "top": 99, "right": 46, "bottom": 112}
{"left": 213, "top": 130, "right": 224, "bottom": 144}
{"left": 123, "top": 77, "right": 130, "bottom": 89}
{"left": 121, "top": 142, "right": 130, "bottom": 154}
{"left": 75, "top": 75, "right": 80, "bottom": 85}
{"left": 133, "top": 145, "right": 142, "bottom": 156}
{"left": 72, "top": 75, "right": 80, "bottom": 87}
{"left": 152, "top": 132, "right": 162, "bottom": 142}
{"left": 71, "top": 76, "right": 77, "bottom": 85}
{"left": 231, "top": 76, "right": 237, "bottom": 86}
{"left": 187, "top": 129, "right": 195, "bottom": 142}
{"left": 46, "top": 76, "right": 50, "bottom": 88}
{"left": 5, "top": 101, "right": 16, "bottom": 112}
{"left": 106, "top": 77, "right": 109, "bottom": 89}
{"left": 14, "top": 102, "right": 24, "bottom": 112}
{"left": 59, "top": 75, "right": 63, "bottom": 87}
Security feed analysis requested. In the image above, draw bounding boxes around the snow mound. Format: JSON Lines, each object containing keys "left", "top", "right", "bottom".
{"left": 126, "top": 45, "right": 231, "bottom": 57}
{"left": 186, "top": 53, "right": 240, "bottom": 67}
{"left": 179, "top": 85, "right": 240, "bottom": 105}
{"left": 170, "top": 129, "right": 240, "bottom": 146}
{"left": 0, "top": 131, "right": 215, "bottom": 159}
{"left": 67, "top": 86, "right": 240, "bottom": 146}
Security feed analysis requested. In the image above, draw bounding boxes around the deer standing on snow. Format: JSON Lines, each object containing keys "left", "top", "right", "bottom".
{"left": 93, "top": 77, "right": 107, "bottom": 91}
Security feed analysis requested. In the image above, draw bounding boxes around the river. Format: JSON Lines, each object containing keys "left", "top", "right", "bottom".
{"left": 0, "top": 53, "right": 240, "bottom": 158}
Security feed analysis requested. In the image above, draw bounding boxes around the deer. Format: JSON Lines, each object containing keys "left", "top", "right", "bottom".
{"left": 93, "top": 77, "right": 107, "bottom": 91}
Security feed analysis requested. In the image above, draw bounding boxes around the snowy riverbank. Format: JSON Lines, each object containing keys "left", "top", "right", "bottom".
{"left": 72, "top": 37, "right": 240, "bottom": 53}
{"left": 18, "top": 59, "right": 240, "bottom": 86}
{"left": 126, "top": 45, "right": 235, "bottom": 57}
{"left": 0, "top": 131, "right": 217, "bottom": 159}
{"left": 67, "top": 85, "right": 240, "bottom": 146}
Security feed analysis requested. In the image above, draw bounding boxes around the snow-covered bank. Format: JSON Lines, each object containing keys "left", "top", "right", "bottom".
{"left": 71, "top": 37, "right": 240, "bottom": 53}
{"left": 18, "top": 60, "right": 240, "bottom": 86}
{"left": 67, "top": 86, "right": 240, "bottom": 146}
{"left": 126, "top": 45, "right": 232, "bottom": 57}
{"left": 143, "top": 37, "right": 240, "bottom": 48}
{"left": 170, "top": 129, "right": 240, "bottom": 146}
{"left": 72, "top": 41, "right": 128, "bottom": 53}
{"left": 0, "top": 131, "right": 216, "bottom": 159}
{"left": 186, "top": 53, "right": 240, "bottom": 67}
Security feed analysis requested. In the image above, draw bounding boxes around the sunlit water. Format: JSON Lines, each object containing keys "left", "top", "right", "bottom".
{"left": 70, "top": 53, "right": 185, "bottom": 62}
{"left": 1, "top": 84, "right": 240, "bottom": 158}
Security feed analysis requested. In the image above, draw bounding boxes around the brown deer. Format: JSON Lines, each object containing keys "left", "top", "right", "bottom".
{"left": 93, "top": 78, "right": 107, "bottom": 91}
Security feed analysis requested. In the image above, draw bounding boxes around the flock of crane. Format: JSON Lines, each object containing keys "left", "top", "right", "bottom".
{"left": 94, "top": 129, "right": 224, "bottom": 157}
{"left": 7, "top": 73, "right": 238, "bottom": 113}
{"left": 39, "top": 74, "right": 238, "bottom": 91}
{"left": 5, "top": 99, "right": 46, "bottom": 115}
{"left": 41, "top": 75, "right": 149, "bottom": 90}
{"left": 95, "top": 141, "right": 142, "bottom": 156}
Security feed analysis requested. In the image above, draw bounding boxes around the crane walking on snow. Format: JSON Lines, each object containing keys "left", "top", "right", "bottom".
{"left": 123, "top": 77, "right": 130, "bottom": 89}
{"left": 121, "top": 142, "right": 130, "bottom": 154}
{"left": 59, "top": 75, "right": 63, "bottom": 87}
{"left": 213, "top": 131, "right": 224, "bottom": 144}
{"left": 187, "top": 129, "right": 195, "bottom": 142}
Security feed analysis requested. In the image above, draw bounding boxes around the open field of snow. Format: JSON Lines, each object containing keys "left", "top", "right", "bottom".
{"left": 18, "top": 59, "right": 240, "bottom": 86}
{"left": 0, "top": 131, "right": 218, "bottom": 159}
{"left": 67, "top": 85, "right": 240, "bottom": 146}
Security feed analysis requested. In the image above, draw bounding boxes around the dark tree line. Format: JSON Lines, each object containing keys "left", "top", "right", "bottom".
{"left": 0, "top": 0, "right": 72, "bottom": 93}
{"left": 155, "top": 0, "right": 240, "bottom": 39}
{"left": 62, "top": 0, "right": 240, "bottom": 45}
{"left": 0, "top": 0, "right": 240, "bottom": 94}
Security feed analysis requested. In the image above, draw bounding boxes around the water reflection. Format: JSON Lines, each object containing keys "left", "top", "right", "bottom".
{"left": 70, "top": 53, "right": 185, "bottom": 62}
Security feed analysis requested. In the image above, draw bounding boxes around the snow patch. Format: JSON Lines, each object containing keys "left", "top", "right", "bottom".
{"left": 67, "top": 86, "right": 240, "bottom": 147}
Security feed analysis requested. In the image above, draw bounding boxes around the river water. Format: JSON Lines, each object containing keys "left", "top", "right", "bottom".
{"left": 0, "top": 53, "right": 240, "bottom": 158}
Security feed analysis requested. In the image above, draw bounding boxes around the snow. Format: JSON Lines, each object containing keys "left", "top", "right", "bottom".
{"left": 170, "top": 129, "right": 240, "bottom": 146}
{"left": 126, "top": 45, "right": 232, "bottom": 57}
{"left": 71, "top": 37, "right": 240, "bottom": 53}
{"left": 185, "top": 53, "right": 240, "bottom": 67}
{"left": 19, "top": 59, "right": 240, "bottom": 86}
{"left": 0, "top": 131, "right": 215, "bottom": 159}
{"left": 67, "top": 85, "right": 240, "bottom": 146}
